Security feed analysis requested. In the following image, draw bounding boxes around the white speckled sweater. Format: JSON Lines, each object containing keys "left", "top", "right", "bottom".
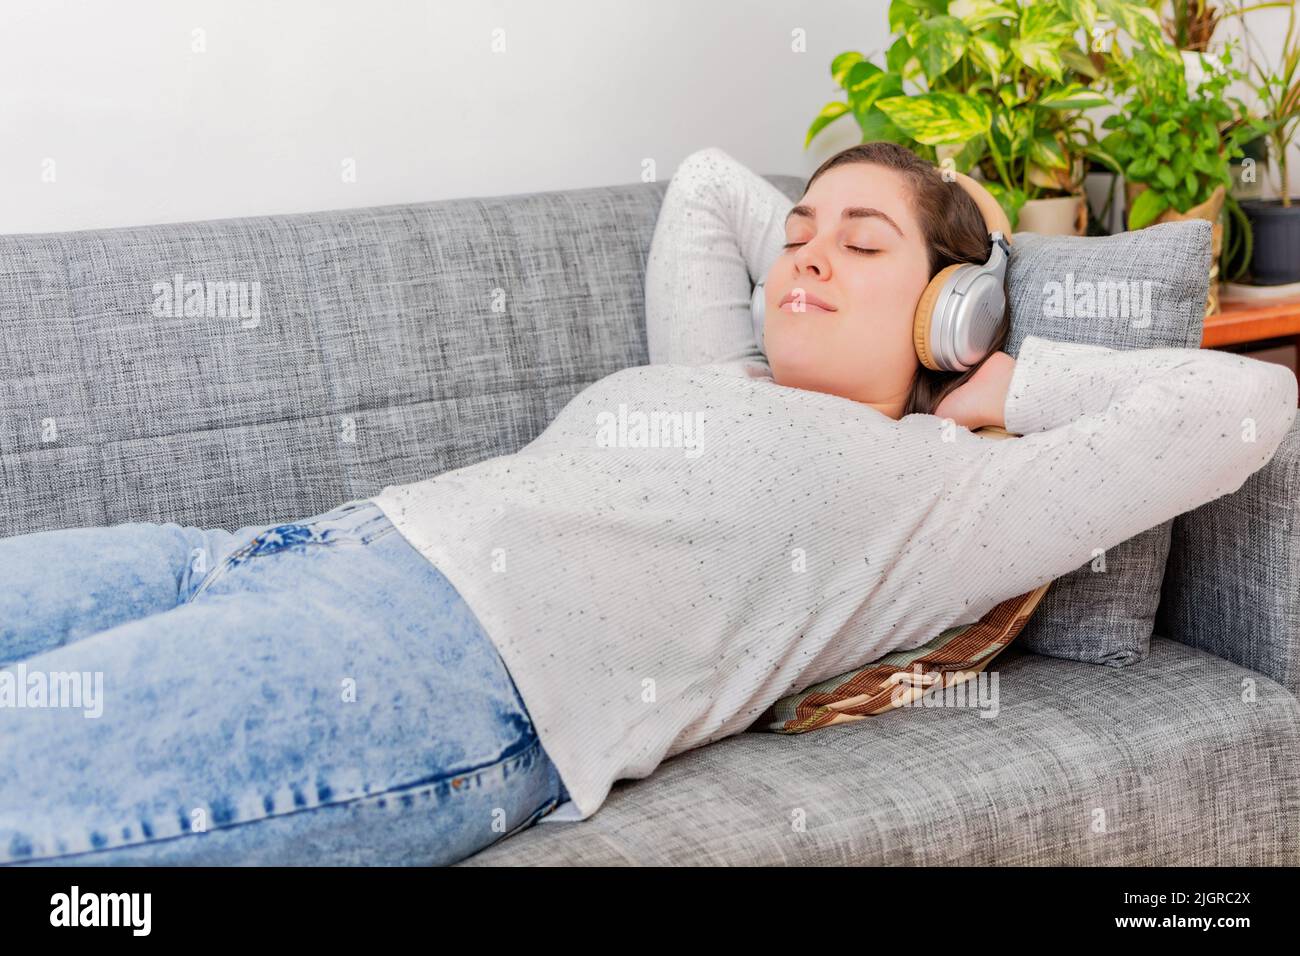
{"left": 369, "top": 147, "right": 1299, "bottom": 822}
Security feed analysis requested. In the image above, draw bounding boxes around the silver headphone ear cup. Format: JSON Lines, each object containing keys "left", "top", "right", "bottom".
{"left": 942, "top": 275, "right": 1005, "bottom": 372}
{"left": 930, "top": 269, "right": 972, "bottom": 377}
{"left": 931, "top": 235, "right": 1009, "bottom": 372}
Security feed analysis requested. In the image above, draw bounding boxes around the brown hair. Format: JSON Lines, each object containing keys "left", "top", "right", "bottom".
{"left": 801, "top": 142, "right": 1010, "bottom": 417}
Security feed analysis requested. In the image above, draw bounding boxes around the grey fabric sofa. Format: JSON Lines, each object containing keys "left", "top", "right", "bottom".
{"left": 1, "top": 173, "right": 1297, "bottom": 866}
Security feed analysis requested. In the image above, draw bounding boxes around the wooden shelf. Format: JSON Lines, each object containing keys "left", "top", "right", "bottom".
{"left": 1203, "top": 294, "right": 1300, "bottom": 348}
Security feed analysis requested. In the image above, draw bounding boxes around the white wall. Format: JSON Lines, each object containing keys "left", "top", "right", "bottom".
{"left": 1, "top": 0, "right": 1295, "bottom": 235}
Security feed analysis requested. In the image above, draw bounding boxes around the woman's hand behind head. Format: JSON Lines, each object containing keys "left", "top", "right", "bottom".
{"left": 932, "top": 350, "right": 1017, "bottom": 431}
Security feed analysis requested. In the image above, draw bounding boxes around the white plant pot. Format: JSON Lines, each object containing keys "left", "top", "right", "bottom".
{"left": 1017, "top": 195, "right": 1087, "bottom": 235}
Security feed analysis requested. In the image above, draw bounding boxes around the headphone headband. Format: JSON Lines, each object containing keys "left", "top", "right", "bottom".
{"left": 950, "top": 171, "right": 1014, "bottom": 242}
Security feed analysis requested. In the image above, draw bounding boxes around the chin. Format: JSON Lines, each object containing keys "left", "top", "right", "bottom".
{"left": 768, "top": 326, "right": 840, "bottom": 381}
{"left": 768, "top": 351, "right": 831, "bottom": 393}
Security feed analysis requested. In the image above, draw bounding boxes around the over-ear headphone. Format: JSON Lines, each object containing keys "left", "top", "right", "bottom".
{"left": 752, "top": 176, "right": 1013, "bottom": 374}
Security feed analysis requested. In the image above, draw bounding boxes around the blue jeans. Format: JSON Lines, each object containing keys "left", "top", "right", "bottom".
{"left": 0, "top": 498, "right": 569, "bottom": 865}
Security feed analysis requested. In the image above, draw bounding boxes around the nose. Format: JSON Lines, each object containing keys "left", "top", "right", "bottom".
{"left": 792, "top": 237, "right": 829, "bottom": 278}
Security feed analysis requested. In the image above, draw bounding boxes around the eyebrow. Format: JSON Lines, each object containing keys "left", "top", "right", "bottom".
{"left": 784, "top": 204, "right": 904, "bottom": 238}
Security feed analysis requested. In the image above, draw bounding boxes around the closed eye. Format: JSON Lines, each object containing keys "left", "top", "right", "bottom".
{"left": 783, "top": 242, "right": 879, "bottom": 255}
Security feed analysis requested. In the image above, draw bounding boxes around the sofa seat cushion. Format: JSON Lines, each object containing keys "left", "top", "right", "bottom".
{"left": 457, "top": 636, "right": 1300, "bottom": 866}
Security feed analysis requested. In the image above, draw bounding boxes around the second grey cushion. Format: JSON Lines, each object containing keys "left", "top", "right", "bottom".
{"left": 999, "top": 219, "right": 1212, "bottom": 666}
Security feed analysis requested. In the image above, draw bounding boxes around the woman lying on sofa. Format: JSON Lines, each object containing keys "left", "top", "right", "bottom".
{"left": 1, "top": 143, "right": 1295, "bottom": 867}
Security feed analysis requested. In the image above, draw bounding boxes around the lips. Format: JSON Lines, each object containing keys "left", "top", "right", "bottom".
{"left": 778, "top": 290, "right": 837, "bottom": 312}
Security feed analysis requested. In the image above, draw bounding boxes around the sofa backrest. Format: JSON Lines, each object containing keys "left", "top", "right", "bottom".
{"left": 0, "top": 172, "right": 806, "bottom": 537}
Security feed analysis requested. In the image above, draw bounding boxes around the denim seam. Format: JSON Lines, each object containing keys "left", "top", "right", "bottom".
{"left": 4, "top": 733, "right": 554, "bottom": 865}
{"left": 352, "top": 521, "right": 399, "bottom": 546}
{"left": 187, "top": 540, "right": 256, "bottom": 602}
{"left": 187, "top": 521, "right": 396, "bottom": 603}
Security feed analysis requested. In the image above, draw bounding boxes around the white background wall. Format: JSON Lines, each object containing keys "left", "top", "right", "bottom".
{"left": 2, "top": 0, "right": 1296, "bottom": 235}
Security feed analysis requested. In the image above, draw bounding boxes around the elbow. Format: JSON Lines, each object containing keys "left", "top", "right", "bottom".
{"left": 1222, "top": 360, "right": 1298, "bottom": 486}
{"left": 1169, "top": 354, "right": 1298, "bottom": 505}
{"left": 1247, "top": 361, "right": 1297, "bottom": 455}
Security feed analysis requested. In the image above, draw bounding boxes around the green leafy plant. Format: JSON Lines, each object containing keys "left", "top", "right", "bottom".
{"left": 805, "top": 0, "right": 1173, "bottom": 229}
{"left": 1098, "top": 41, "right": 1267, "bottom": 228}
{"left": 1243, "top": 1, "right": 1300, "bottom": 205}
{"left": 1144, "top": 2, "right": 1294, "bottom": 276}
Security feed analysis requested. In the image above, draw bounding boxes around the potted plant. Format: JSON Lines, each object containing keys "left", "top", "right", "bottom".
{"left": 1097, "top": 40, "right": 1267, "bottom": 313}
{"left": 1238, "top": 0, "right": 1300, "bottom": 284}
{"left": 1144, "top": 2, "right": 1293, "bottom": 283}
{"left": 805, "top": 0, "right": 1170, "bottom": 234}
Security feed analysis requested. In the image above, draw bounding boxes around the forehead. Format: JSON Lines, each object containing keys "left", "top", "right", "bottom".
{"left": 787, "top": 163, "right": 916, "bottom": 238}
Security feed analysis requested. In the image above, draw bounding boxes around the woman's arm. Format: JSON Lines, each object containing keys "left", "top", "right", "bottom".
{"left": 940, "top": 334, "right": 1298, "bottom": 616}
{"left": 644, "top": 147, "right": 794, "bottom": 366}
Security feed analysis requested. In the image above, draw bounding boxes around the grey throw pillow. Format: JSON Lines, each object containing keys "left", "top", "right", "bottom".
{"left": 1002, "top": 219, "right": 1212, "bottom": 666}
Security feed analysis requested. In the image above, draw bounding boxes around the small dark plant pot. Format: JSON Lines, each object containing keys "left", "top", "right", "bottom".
{"left": 1242, "top": 198, "right": 1300, "bottom": 285}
